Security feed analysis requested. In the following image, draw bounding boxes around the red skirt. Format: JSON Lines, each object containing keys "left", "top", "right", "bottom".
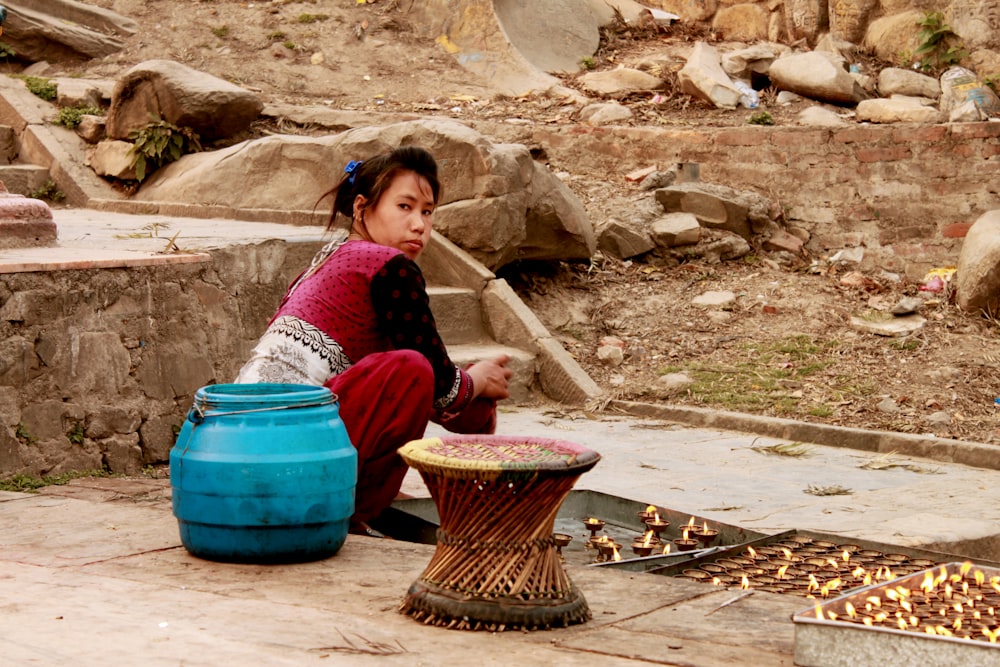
{"left": 327, "top": 349, "right": 496, "bottom": 523}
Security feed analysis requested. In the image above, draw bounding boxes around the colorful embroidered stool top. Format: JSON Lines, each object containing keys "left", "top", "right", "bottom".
{"left": 398, "top": 435, "right": 601, "bottom": 631}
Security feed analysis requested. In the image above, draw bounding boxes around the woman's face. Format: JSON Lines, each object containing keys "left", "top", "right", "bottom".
{"left": 354, "top": 170, "right": 436, "bottom": 261}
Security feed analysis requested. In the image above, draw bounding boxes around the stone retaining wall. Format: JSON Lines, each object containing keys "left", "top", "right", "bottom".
{"left": 527, "top": 120, "right": 1000, "bottom": 278}
{"left": 0, "top": 241, "right": 317, "bottom": 478}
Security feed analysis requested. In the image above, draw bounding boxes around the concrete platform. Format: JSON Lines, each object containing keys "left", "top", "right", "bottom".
{"left": 5, "top": 408, "right": 1000, "bottom": 666}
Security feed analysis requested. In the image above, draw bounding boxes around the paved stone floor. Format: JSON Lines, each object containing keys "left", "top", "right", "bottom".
{"left": 4, "top": 407, "right": 1000, "bottom": 666}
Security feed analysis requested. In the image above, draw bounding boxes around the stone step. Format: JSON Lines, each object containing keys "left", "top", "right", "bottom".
{"left": 447, "top": 343, "right": 536, "bottom": 405}
{"left": 0, "top": 125, "right": 15, "bottom": 163}
{"left": 0, "top": 165, "right": 52, "bottom": 196}
{"left": 427, "top": 285, "right": 488, "bottom": 345}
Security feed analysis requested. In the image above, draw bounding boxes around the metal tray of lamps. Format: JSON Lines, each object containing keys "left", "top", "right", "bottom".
{"left": 792, "top": 561, "right": 1000, "bottom": 667}
{"left": 639, "top": 529, "right": 1000, "bottom": 597}
{"left": 377, "top": 490, "right": 766, "bottom": 569}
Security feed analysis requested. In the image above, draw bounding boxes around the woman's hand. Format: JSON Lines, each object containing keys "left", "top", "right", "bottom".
{"left": 467, "top": 354, "right": 512, "bottom": 400}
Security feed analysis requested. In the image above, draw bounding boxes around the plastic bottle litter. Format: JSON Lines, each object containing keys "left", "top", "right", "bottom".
{"left": 734, "top": 81, "right": 758, "bottom": 109}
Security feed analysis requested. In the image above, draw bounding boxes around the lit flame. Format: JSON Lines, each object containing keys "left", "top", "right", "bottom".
{"left": 814, "top": 603, "right": 823, "bottom": 620}
{"left": 687, "top": 516, "right": 696, "bottom": 530}
{"left": 983, "top": 628, "right": 1000, "bottom": 644}
{"left": 842, "top": 550, "right": 850, "bottom": 563}
{"left": 662, "top": 543, "right": 671, "bottom": 555}
{"left": 747, "top": 546, "right": 758, "bottom": 559}
{"left": 921, "top": 572, "right": 935, "bottom": 594}
{"left": 781, "top": 547, "right": 793, "bottom": 560}
{"left": 653, "top": 512, "right": 661, "bottom": 523}
{"left": 586, "top": 516, "right": 601, "bottom": 525}
{"left": 862, "top": 617, "right": 873, "bottom": 626}
{"left": 866, "top": 596, "right": 881, "bottom": 608}
{"left": 712, "top": 576, "right": 723, "bottom": 586}
{"left": 741, "top": 575, "right": 750, "bottom": 590}
{"left": 852, "top": 566, "right": 866, "bottom": 578}
{"left": 897, "top": 618, "right": 907, "bottom": 631}
{"left": 845, "top": 602, "right": 856, "bottom": 618}
{"left": 807, "top": 575, "right": 819, "bottom": 592}
{"left": 702, "top": 521, "right": 710, "bottom": 532}
{"left": 960, "top": 561, "right": 973, "bottom": 577}
{"left": 643, "top": 530, "right": 654, "bottom": 548}
{"left": 612, "top": 544, "right": 621, "bottom": 562}
{"left": 909, "top": 616, "right": 919, "bottom": 627}
{"left": 776, "top": 565, "right": 789, "bottom": 580}
{"left": 645, "top": 504, "right": 657, "bottom": 513}
{"left": 953, "top": 618, "right": 962, "bottom": 631}
{"left": 827, "top": 611, "right": 838, "bottom": 621}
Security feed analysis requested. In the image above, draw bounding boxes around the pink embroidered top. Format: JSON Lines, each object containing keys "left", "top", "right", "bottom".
{"left": 236, "top": 239, "right": 473, "bottom": 412}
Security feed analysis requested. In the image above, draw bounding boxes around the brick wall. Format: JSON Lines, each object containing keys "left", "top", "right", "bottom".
{"left": 529, "top": 121, "right": 1000, "bottom": 279}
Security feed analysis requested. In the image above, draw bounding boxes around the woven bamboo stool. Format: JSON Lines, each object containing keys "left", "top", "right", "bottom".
{"left": 397, "top": 435, "right": 600, "bottom": 631}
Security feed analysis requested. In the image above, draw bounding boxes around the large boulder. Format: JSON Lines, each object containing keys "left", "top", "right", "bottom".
{"left": 712, "top": 4, "right": 769, "bottom": 42}
{"left": 783, "top": 0, "right": 828, "bottom": 46}
{"left": 678, "top": 42, "right": 741, "bottom": 110}
{"left": 855, "top": 96, "right": 944, "bottom": 123}
{"left": 877, "top": 68, "right": 940, "bottom": 99}
{"left": 105, "top": 60, "right": 264, "bottom": 142}
{"left": 828, "top": 0, "right": 878, "bottom": 43}
{"left": 956, "top": 210, "right": 1000, "bottom": 316}
{"left": 579, "top": 68, "right": 664, "bottom": 96}
{"left": 863, "top": 12, "right": 923, "bottom": 65}
{"left": 4, "top": 0, "right": 137, "bottom": 62}
{"left": 134, "top": 119, "right": 595, "bottom": 270}
{"left": 654, "top": 182, "right": 779, "bottom": 241}
{"left": 769, "top": 51, "right": 869, "bottom": 105}
{"left": 949, "top": 0, "right": 1000, "bottom": 51}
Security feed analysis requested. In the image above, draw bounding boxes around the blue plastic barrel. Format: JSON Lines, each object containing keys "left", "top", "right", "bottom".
{"left": 170, "top": 383, "right": 357, "bottom": 563}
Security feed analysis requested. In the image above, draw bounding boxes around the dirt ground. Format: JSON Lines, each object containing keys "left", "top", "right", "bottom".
{"left": 47, "top": 0, "right": 1000, "bottom": 445}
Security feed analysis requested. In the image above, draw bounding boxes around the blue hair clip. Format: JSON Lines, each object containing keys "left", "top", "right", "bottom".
{"left": 344, "top": 160, "right": 363, "bottom": 185}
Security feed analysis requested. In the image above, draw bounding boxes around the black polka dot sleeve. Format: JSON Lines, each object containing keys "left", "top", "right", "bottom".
{"left": 370, "top": 254, "right": 473, "bottom": 412}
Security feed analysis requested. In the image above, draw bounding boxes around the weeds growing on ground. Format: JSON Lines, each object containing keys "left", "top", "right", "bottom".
{"left": 55, "top": 105, "right": 104, "bottom": 129}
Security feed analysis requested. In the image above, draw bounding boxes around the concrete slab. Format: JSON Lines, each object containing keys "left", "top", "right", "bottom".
{"left": 436, "top": 409, "right": 1000, "bottom": 558}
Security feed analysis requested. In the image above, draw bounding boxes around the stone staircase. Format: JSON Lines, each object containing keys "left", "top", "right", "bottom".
{"left": 428, "top": 284, "right": 536, "bottom": 403}
{"left": 418, "top": 231, "right": 601, "bottom": 406}
{"left": 0, "top": 124, "right": 52, "bottom": 197}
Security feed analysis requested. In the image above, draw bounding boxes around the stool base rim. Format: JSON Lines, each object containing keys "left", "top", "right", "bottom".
{"left": 400, "top": 579, "right": 591, "bottom": 631}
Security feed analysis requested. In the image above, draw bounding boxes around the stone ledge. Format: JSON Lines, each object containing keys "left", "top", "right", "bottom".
{"left": 609, "top": 400, "right": 1000, "bottom": 471}
{"left": 0, "top": 218, "right": 57, "bottom": 249}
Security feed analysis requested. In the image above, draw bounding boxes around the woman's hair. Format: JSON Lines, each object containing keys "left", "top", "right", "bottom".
{"left": 320, "top": 145, "right": 441, "bottom": 231}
